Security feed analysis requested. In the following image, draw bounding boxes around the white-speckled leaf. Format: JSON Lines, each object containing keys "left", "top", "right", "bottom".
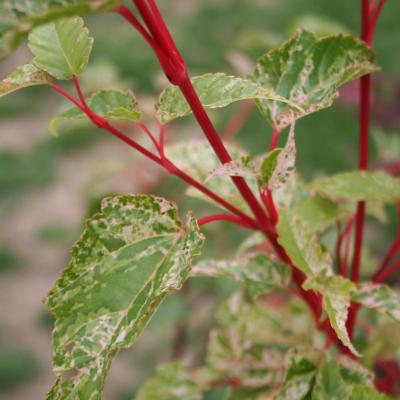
{"left": 45, "top": 195, "right": 204, "bottom": 399}
{"left": 268, "top": 120, "right": 296, "bottom": 190}
{"left": 28, "top": 16, "right": 93, "bottom": 80}
{"left": 308, "top": 171, "right": 400, "bottom": 204}
{"left": 136, "top": 362, "right": 202, "bottom": 400}
{"left": 276, "top": 209, "right": 332, "bottom": 278}
{"left": 249, "top": 30, "right": 379, "bottom": 128}
{"left": 192, "top": 252, "right": 291, "bottom": 298}
{"left": 206, "top": 292, "right": 288, "bottom": 390}
{"left": 0, "top": 62, "right": 52, "bottom": 98}
{"left": 155, "top": 73, "right": 291, "bottom": 124}
{"left": 0, "top": 0, "right": 119, "bottom": 59}
{"left": 166, "top": 139, "right": 258, "bottom": 212}
{"left": 205, "top": 156, "right": 257, "bottom": 182}
{"left": 311, "top": 358, "right": 377, "bottom": 400}
{"left": 50, "top": 89, "right": 141, "bottom": 134}
{"left": 352, "top": 283, "right": 400, "bottom": 321}
{"left": 304, "top": 276, "right": 359, "bottom": 356}
{"left": 275, "top": 347, "right": 321, "bottom": 400}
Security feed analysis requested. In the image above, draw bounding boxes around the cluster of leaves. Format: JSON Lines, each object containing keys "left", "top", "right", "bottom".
{"left": 1, "top": 2, "right": 400, "bottom": 399}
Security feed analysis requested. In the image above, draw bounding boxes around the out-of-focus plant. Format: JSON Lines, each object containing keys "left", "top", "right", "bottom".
{"left": 0, "top": 1, "right": 399, "bottom": 399}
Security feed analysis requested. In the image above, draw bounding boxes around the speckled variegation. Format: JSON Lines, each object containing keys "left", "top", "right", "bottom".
{"left": 45, "top": 195, "right": 204, "bottom": 399}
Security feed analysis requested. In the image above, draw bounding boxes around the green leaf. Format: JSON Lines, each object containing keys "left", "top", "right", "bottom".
{"left": 136, "top": 362, "right": 202, "bottom": 400}
{"left": 275, "top": 347, "right": 321, "bottom": 400}
{"left": 308, "top": 171, "right": 400, "bottom": 204}
{"left": 192, "top": 252, "right": 291, "bottom": 298}
{"left": 45, "top": 195, "right": 204, "bottom": 399}
{"left": 249, "top": 30, "right": 379, "bottom": 127}
{"left": 304, "top": 276, "right": 359, "bottom": 356}
{"left": 50, "top": 89, "right": 141, "bottom": 134}
{"left": 311, "top": 360, "right": 349, "bottom": 399}
{"left": 336, "top": 356, "right": 374, "bottom": 386}
{"left": 311, "top": 358, "right": 380, "bottom": 400}
{"left": 276, "top": 209, "right": 332, "bottom": 277}
{"left": 155, "top": 73, "right": 289, "bottom": 124}
{"left": 0, "top": 62, "right": 52, "bottom": 98}
{"left": 0, "top": 0, "right": 120, "bottom": 59}
{"left": 293, "top": 196, "right": 349, "bottom": 232}
{"left": 350, "top": 384, "right": 390, "bottom": 400}
{"left": 165, "top": 139, "right": 257, "bottom": 212}
{"left": 352, "top": 283, "right": 400, "bottom": 320}
{"left": 259, "top": 148, "right": 282, "bottom": 187}
{"left": 28, "top": 16, "right": 93, "bottom": 80}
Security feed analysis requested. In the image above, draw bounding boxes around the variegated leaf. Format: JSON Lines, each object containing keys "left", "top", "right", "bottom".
{"left": 0, "top": 0, "right": 120, "bottom": 59}
{"left": 155, "top": 73, "right": 290, "bottom": 124}
{"left": 267, "top": 120, "right": 296, "bottom": 190}
{"left": 276, "top": 209, "right": 332, "bottom": 278}
{"left": 50, "top": 89, "right": 141, "bottom": 134}
{"left": 165, "top": 139, "right": 258, "bottom": 212}
{"left": 192, "top": 252, "right": 291, "bottom": 298}
{"left": 205, "top": 156, "right": 257, "bottom": 182}
{"left": 275, "top": 347, "right": 321, "bottom": 400}
{"left": 136, "top": 362, "right": 202, "bottom": 400}
{"left": 206, "top": 292, "right": 287, "bottom": 391}
{"left": 352, "top": 283, "right": 400, "bottom": 321}
{"left": 249, "top": 30, "right": 379, "bottom": 128}
{"left": 0, "top": 62, "right": 52, "bottom": 98}
{"left": 28, "top": 16, "right": 93, "bottom": 80}
{"left": 45, "top": 195, "right": 204, "bottom": 399}
{"left": 304, "top": 276, "right": 359, "bottom": 356}
{"left": 308, "top": 171, "right": 400, "bottom": 204}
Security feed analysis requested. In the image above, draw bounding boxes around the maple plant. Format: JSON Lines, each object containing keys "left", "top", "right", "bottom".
{"left": 1, "top": 0, "right": 399, "bottom": 399}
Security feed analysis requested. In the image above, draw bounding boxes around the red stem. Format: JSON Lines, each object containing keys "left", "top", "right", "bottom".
{"left": 374, "top": 260, "right": 400, "bottom": 283}
{"left": 179, "top": 76, "right": 271, "bottom": 230}
{"left": 367, "top": 0, "right": 386, "bottom": 44}
{"left": 198, "top": 213, "right": 257, "bottom": 230}
{"left": 48, "top": 82, "right": 85, "bottom": 111}
{"left": 373, "top": 205, "right": 400, "bottom": 281}
{"left": 49, "top": 82, "right": 258, "bottom": 227}
{"left": 137, "top": 121, "right": 162, "bottom": 154}
{"left": 123, "top": 0, "right": 344, "bottom": 350}
{"left": 270, "top": 126, "right": 281, "bottom": 150}
{"left": 347, "top": 0, "right": 380, "bottom": 340}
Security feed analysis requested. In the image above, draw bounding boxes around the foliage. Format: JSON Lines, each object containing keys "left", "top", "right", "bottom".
{"left": 0, "top": 1, "right": 399, "bottom": 399}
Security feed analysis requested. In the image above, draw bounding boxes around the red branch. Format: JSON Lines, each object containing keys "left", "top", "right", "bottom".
{"left": 117, "top": 0, "right": 349, "bottom": 350}
{"left": 198, "top": 213, "right": 257, "bottom": 230}
{"left": 347, "top": 0, "right": 385, "bottom": 340}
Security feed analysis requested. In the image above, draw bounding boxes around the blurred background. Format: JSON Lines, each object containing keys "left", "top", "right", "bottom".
{"left": 0, "top": 0, "right": 400, "bottom": 398}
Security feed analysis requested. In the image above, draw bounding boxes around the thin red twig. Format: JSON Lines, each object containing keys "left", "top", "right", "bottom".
{"left": 367, "top": 0, "right": 386, "bottom": 44}
{"left": 49, "top": 82, "right": 259, "bottom": 227}
{"left": 270, "top": 126, "right": 281, "bottom": 150}
{"left": 198, "top": 213, "right": 257, "bottom": 230}
{"left": 374, "top": 260, "right": 400, "bottom": 283}
{"left": 137, "top": 121, "right": 162, "bottom": 154}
